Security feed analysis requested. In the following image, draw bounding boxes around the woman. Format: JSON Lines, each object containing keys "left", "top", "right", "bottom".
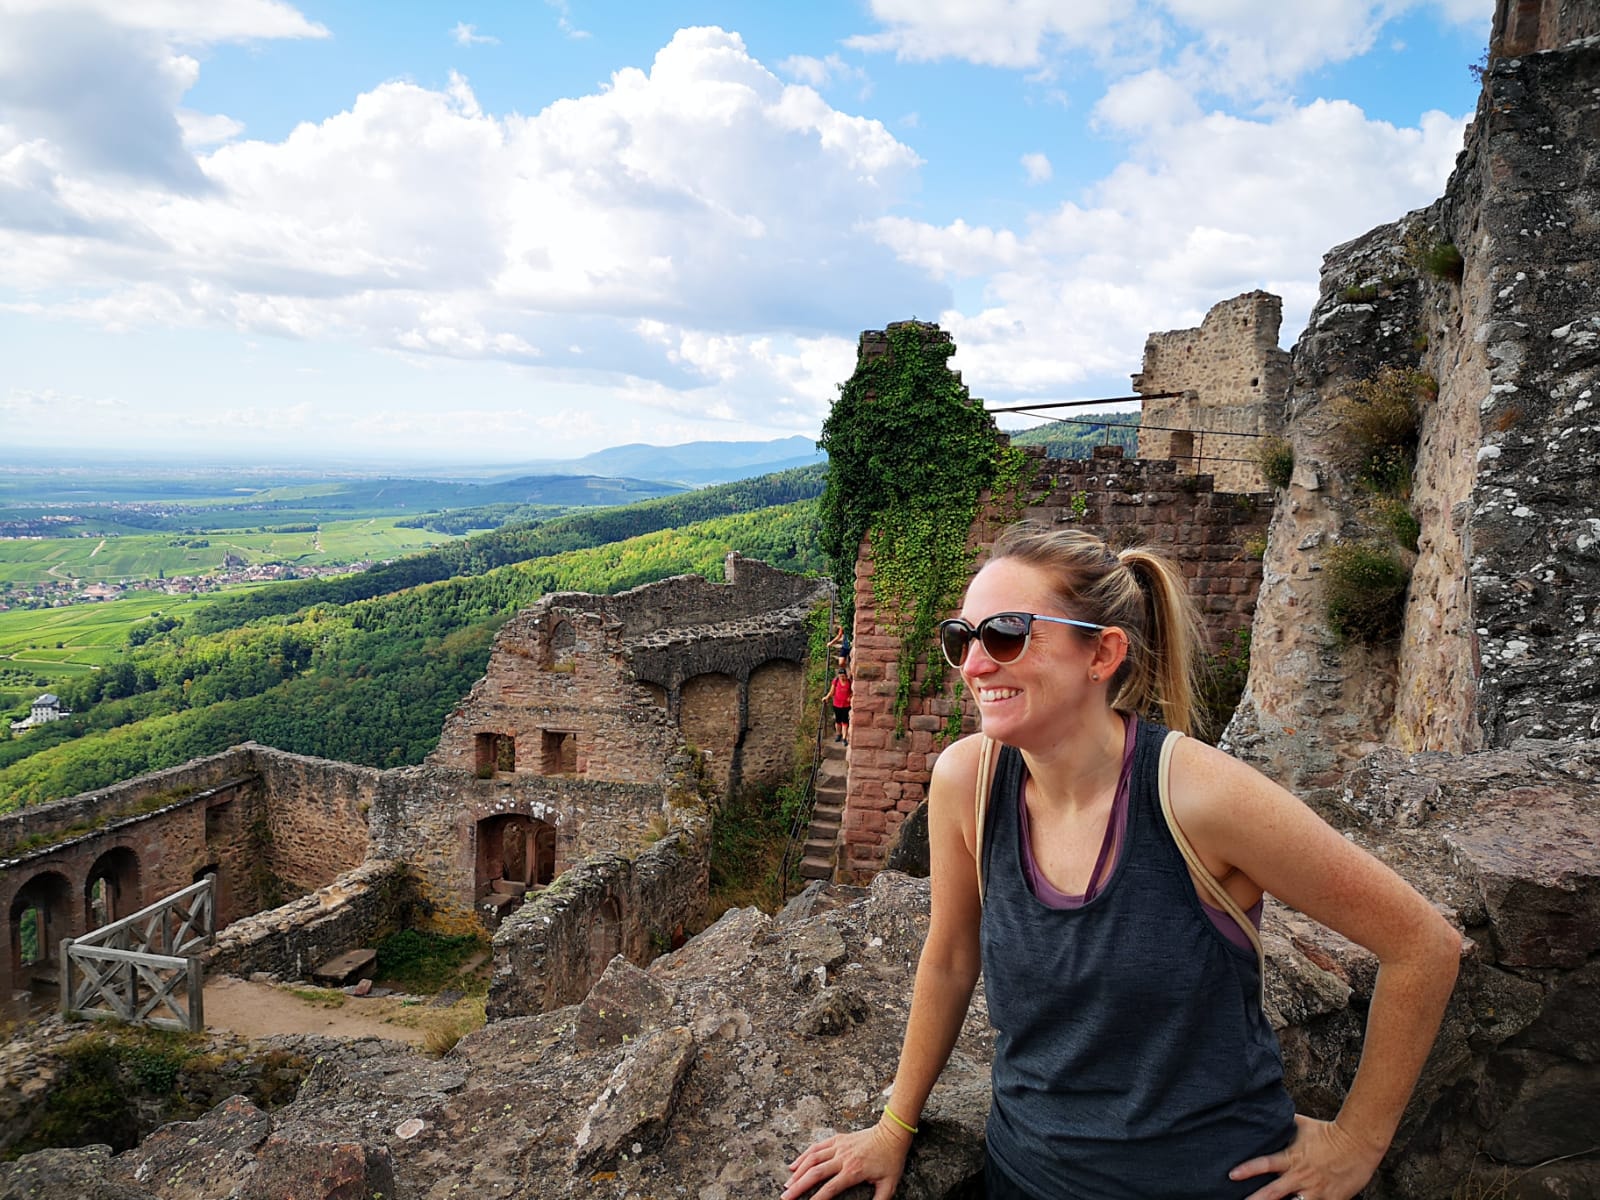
{"left": 783, "top": 524, "right": 1458, "bottom": 1200}
{"left": 831, "top": 667, "right": 853, "bottom": 744}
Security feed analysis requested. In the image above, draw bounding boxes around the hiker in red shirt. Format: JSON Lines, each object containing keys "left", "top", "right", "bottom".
{"left": 829, "top": 669, "right": 852, "bottom": 744}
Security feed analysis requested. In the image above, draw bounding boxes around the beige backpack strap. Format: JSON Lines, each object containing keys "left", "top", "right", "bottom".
{"left": 974, "top": 736, "right": 995, "bottom": 904}
{"left": 1157, "top": 730, "right": 1267, "bottom": 1007}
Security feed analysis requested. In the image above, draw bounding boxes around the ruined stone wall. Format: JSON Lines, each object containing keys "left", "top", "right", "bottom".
{"left": 485, "top": 806, "right": 712, "bottom": 1019}
{"left": 247, "top": 746, "right": 378, "bottom": 896}
{"left": 739, "top": 660, "right": 805, "bottom": 793}
{"left": 598, "top": 554, "right": 826, "bottom": 638}
{"left": 370, "top": 765, "right": 668, "bottom": 931}
{"left": 429, "top": 557, "right": 827, "bottom": 792}
{"left": 202, "top": 859, "right": 416, "bottom": 981}
{"left": 0, "top": 748, "right": 256, "bottom": 857}
{"left": 839, "top": 445, "right": 1272, "bottom": 882}
{"left": 1134, "top": 291, "right": 1290, "bottom": 493}
{"left": 429, "top": 603, "right": 682, "bottom": 785}
{"left": 0, "top": 753, "right": 265, "bottom": 1007}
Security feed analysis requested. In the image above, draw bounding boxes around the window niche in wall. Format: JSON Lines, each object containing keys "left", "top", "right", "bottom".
{"left": 541, "top": 730, "right": 578, "bottom": 776}
{"left": 475, "top": 732, "right": 517, "bottom": 776}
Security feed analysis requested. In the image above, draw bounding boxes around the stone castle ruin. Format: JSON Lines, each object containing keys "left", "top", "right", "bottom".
{"left": 1133, "top": 289, "right": 1290, "bottom": 493}
{"left": 833, "top": 312, "right": 1278, "bottom": 883}
{"left": 3, "top": 3, "right": 1600, "bottom": 1194}
{"left": 2, "top": 556, "right": 827, "bottom": 1014}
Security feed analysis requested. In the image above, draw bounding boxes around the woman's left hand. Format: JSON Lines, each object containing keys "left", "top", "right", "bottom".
{"left": 1229, "top": 1113, "right": 1384, "bottom": 1200}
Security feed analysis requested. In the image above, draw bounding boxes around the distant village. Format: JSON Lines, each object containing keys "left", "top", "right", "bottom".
{"left": 0, "top": 559, "right": 373, "bottom": 613}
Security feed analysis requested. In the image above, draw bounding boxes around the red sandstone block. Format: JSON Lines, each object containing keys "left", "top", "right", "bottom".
{"left": 844, "top": 829, "right": 877, "bottom": 845}
{"left": 907, "top": 715, "right": 941, "bottom": 733}
{"left": 856, "top": 810, "right": 888, "bottom": 833}
{"left": 883, "top": 781, "right": 902, "bottom": 799}
{"left": 850, "top": 728, "right": 889, "bottom": 750}
{"left": 896, "top": 799, "right": 922, "bottom": 813}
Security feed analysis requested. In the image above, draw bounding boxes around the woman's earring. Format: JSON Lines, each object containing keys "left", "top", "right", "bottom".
{"left": 1090, "top": 672, "right": 1100, "bottom": 682}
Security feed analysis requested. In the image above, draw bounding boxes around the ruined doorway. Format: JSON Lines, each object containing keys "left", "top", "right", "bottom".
{"left": 475, "top": 814, "right": 557, "bottom": 926}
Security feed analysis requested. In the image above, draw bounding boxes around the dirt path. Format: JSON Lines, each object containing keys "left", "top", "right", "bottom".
{"left": 203, "top": 976, "right": 432, "bottom": 1045}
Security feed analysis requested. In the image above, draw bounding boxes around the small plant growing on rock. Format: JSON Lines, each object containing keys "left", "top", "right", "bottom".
{"left": 1332, "top": 368, "right": 1433, "bottom": 498}
{"left": 1258, "top": 437, "right": 1294, "bottom": 490}
{"left": 1374, "top": 497, "right": 1421, "bottom": 552}
{"left": 1417, "top": 241, "right": 1465, "bottom": 282}
{"left": 1324, "top": 542, "right": 1411, "bottom": 643}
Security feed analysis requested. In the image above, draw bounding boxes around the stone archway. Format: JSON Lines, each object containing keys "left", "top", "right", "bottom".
{"left": 85, "top": 847, "right": 141, "bottom": 930}
{"left": 10, "top": 870, "right": 72, "bottom": 995}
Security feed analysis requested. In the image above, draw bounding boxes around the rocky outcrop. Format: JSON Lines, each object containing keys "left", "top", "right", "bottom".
{"left": 9, "top": 736, "right": 1597, "bottom": 1199}
{"left": 1228, "top": 4, "right": 1600, "bottom": 782}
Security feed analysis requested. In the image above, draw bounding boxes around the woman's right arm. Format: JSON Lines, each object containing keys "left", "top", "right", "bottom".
{"left": 782, "top": 736, "right": 987, "bottom": 1200}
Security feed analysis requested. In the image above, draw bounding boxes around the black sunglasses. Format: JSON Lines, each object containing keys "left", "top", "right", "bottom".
{"left": 937, "top": 611, "right": 1107, "bottom": 669}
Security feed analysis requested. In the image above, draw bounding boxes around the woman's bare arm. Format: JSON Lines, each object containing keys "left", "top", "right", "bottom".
{"left": 783, "top": 736, "right": 987, "bottom": 1200}
{"left": 1168, "top": 737, "right": 1461, "bottom": 1200}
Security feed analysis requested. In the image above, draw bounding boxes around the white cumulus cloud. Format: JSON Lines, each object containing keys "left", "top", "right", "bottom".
{"left": 1021, "top": 152, "right": 1053, "bottom": 184}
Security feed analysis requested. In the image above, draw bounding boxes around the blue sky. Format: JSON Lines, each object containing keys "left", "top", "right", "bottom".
{"left": 0, "top": 0, "right": 1488, "bottom": 465}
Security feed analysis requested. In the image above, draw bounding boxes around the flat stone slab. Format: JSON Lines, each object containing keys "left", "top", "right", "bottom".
{"left": 310, "top": 948, "right": 377, "bottom": 985}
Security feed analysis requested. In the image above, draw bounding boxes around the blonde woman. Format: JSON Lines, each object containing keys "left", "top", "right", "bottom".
{"left": 784, "top": 523, "right": 1457, "bottom": 1200}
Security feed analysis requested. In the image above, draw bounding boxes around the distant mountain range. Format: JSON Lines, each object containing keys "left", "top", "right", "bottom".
{"left": 496, "top": 435, "right": 825, "bottom": 487}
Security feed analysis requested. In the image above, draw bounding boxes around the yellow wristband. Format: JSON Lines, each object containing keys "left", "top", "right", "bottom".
{"left": 882, "top": 1105, "right": 918, "bottom": 1136}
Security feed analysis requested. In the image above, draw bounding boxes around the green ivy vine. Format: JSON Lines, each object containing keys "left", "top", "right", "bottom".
{"left": 818, "top": 323, "right": 1019, "bottom": 733}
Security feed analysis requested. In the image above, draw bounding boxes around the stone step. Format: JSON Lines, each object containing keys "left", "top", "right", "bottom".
{"left": 813, "top": 790, "right": 845, "bottom": 810}
{"left": 803, "top": 838, "right": 836, "bottom": 859}
{"left": 798, "top": 855, "right": 834, "bottom": 880}
{"left": 807, "top": 817, "right": 839, "bottom": 837}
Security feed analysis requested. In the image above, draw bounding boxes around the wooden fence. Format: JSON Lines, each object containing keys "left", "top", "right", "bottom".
{"left": 60, "top": 876, "right": 214, "bottom": 1032}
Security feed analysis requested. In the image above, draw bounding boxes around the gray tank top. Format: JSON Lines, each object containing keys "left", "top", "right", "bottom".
{"left": 980, "top": 720, "right": 1296, "bottom": 1198}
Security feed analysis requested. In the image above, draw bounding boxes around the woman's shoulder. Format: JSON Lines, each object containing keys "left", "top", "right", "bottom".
{"left": 929, "top": 733, "right": 989, "bottom": 794}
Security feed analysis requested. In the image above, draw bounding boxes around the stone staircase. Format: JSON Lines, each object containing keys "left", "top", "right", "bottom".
{"left": 798, "top": 738, "right": 848, "bottom": 881}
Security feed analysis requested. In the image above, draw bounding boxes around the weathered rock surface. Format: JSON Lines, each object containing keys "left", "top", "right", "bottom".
{"left": 7, "top": 736, "right": 1598, "bottom": 1199}
{"left": 1228, "top": 3, "right": 1600, "bottom": 777}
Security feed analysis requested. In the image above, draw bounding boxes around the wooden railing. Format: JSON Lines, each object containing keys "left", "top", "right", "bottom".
{"left": 60, "top": 876, "right": 214, "bottom": 1032}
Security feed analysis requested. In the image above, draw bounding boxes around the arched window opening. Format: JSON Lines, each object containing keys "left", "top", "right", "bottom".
{"left": 88, "top": 879, "right": 110, "bottom": 930}
{"left": 85, "top": 847, "right": 140, "bottom": 931}
{"left": 17, "top": 906, "right": 45, "bottom": 967}
{"left": 10, "top": 871, "right": 72, "bottom": 990}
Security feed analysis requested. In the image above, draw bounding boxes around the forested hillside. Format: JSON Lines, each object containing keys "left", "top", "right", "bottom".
{"left": 0, "top": 480, "right": 825, "bottom": 811}
{"left": 1006, "top": 412, "right": 1139, "bottom": 458}
{"left": 187, "top": 465, "right": 824, "bottom": 634}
